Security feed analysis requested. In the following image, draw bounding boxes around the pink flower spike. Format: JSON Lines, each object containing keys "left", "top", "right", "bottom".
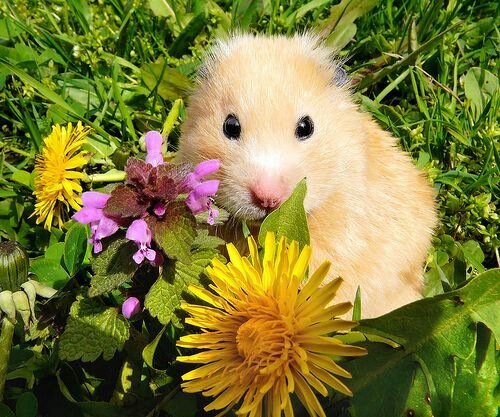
{"left": 153, "top": 203, "right": 166, "bottom": 216}
{"left": 122, "top": 297, "right": 141, "bottom": 319}
{"left": 74, "top": 191, "right": 118, "bottom": 253}
{"left": 82, "top": 191, "right": 111, "bottom": 209}
{"left": 207, "top": 207, "right": 219, "bottom": 225}
{"left": 73, "top": 207, "right": 103, "bottom": 224}
{"left": 185, "top": 193, "right": 206, "bottom": 214}
{"left": 95, "top": 216, "right": 119, "bottom": 240}
{"left": 145, "top": 131, "right": 164, "bottom": 167}
{"left": 193, "top": 160, "right": 220, "bottom": 179}
{"left": 192, "top": 180, "right": 219, "bottom": 198}
{"left": 126, "top": 219, "right": 156, "bottom": 265}
{"left": 126, "top": 219, "right": 152, "bottom": 244}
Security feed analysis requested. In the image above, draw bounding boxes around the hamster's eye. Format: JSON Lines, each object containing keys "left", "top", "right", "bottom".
{"left": 223, "top": 114, "right": 241, "bottom": 140}
{"left": 295, "top": 116, "right": 314, "bottom": 141}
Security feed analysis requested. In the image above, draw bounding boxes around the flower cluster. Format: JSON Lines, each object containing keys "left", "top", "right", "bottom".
{"left": 73, "top": 131, "right": 220, "bottom": 266}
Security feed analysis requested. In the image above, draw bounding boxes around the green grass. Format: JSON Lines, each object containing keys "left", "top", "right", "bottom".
{"left": 1, "top": 0, "right": 497, "bottom": 277}
{"left": 0, "top": 0, "right": 498, "bottom": 414}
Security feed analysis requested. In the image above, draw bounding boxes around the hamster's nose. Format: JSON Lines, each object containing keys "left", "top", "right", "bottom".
{"left": 250, "top": 179, "right": 288, "bottom": 211}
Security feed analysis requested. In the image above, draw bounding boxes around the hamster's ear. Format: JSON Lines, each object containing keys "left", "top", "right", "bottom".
{"left": 332, "top": 66, "right": 349, "bottom": 88}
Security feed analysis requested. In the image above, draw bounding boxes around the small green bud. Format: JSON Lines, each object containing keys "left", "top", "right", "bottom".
{"left": 0, "top": 241, "right": 29, "bottom": 292}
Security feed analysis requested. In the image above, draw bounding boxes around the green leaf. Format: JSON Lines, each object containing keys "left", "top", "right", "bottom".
{"left": 145, "top": 240, "right": 218, "bottom": 326}
{"left": 141, "top": 59, "right": 192, "bottom": 100}
{"left": 460, "top": 240, "right": 485, "bottom": 272}
{"left": 29, "top": 258, "right": 70, "bottom": 290}
{"left": 150, "top": 202, "right": 197, "bottom": 264}
{"left": 76, "top": 401, "right": 127, "bottom": 417}
{"left": 45, "top": 242, "right": 65, "bottom": 264}
{"left": 11, "top": 170, "right": 32, "bottom": 189}
{"left": 59, "top": 297, "right": 130, "bottom": 362}
{"left": 148, "top": 0, "right": 175, "bottom": 17}
{"left": 162, "top": 391, "right": 197, "bottom": 417}
{"left": 88, "top": 237, "right": 139, "bottom": 297}
{"left": 464, "top": 67, "right": 498, "bottom": 120}
{"left": 318, "top": 0, "right": 380, "bottom": 50}
{"left": 168, "top": 13, "right": 208, "bottom": 58}
{"left": 352, "top": 286, "right": 361, "bottom": 321}
{"left": 64, "top": 223, "right": 88, "bottom": 277}
{"left": 15, "top": 392, "right": 37, "bottom": 417}
{"left": 258, "top": 178, "right": 310, "bottom": 248}
{"left": 0, "top": 404, "right": 15, "bottom": 417}
{"left": 345, "top": 269, "right": 500, "bottom": 417}
{"left": 142, "top": 325, "right": 166, "bottom": 369}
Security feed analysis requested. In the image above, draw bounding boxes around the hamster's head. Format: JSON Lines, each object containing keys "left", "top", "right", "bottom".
{"left": 178, "top": 34, "right": 367, "bottom": 221}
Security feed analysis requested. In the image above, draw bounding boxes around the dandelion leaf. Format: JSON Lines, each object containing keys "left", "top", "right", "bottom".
{"left": 59, "top": 297, "right": 130, "bottom": 362}
{"left": 345, "top": 269, "right": 500, "bottom": 417}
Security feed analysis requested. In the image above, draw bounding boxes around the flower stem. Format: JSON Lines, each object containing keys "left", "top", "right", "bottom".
{"left": 83, "top": 169, "right": 126, "bottom": 183}
{"left": 0, "top": 318, "right": 15, "bottom": 401}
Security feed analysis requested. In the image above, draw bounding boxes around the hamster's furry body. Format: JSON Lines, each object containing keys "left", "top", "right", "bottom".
{"left": 177, "top": 34, "right": 437, "bottom": 318}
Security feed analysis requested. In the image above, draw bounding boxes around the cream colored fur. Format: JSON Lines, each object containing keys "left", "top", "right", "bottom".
{"left": 177, "top": 34, "right": 437, "bottom": 318}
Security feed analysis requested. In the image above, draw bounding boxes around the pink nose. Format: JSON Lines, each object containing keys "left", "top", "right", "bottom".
{"left": 250, "top": 180, "right": 288, "bottom": 211}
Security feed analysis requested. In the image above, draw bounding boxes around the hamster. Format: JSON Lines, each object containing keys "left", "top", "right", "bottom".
{"left": 177, "top": 34, "right": 437, "bottom": 318}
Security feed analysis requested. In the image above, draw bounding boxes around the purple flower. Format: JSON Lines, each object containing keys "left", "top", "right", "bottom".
{"left": 122, "top": 297, "right": 141, "bottom": 319}
{"left": 145, "top": 131, "right": 164, "bottom": 167}
{"left": 184, "top": 160, "right": 220, "bottom": 190}
{"left": 184, "top": 160, "right": 220, "bottom": 224}
{"left": 73, "top": 192, "right": 119, "bottom": 253}
{"left": 126, "top": 219, "right": 156, "bottom": 264}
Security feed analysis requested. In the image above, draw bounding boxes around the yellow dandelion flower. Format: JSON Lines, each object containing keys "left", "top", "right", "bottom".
{"left": 178, "top": 232, "right": 367, "bottom": 417}
{"left": 32, "top": 122, "right": 90, "bottom": 230}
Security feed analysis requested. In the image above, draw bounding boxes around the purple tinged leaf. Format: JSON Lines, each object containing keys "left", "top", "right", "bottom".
{"left": 104, "top": 185, "right": 148, "bottom": 220}
{"left": 125, "top": 158, "right": 152, "bottom": 188}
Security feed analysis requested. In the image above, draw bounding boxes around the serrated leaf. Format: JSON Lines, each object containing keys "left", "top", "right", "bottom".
{"left": 345, "top": 269, "right": 500, "bottom": 417}
{"left": 192, "top": 229, "right": 225, "bottom": 250}
{"left": 59, "top": 297, "right": 130, "bottom": 362}
{"left": 145, "top": 244, "right": 217, "bottom": 326}
{"left": 149, "top": 202, "right": 196, "bottom": 264}
{"left": 64, "top": 222, "right": 88, "bottom": 276}
{"left": 103, "top": 185, "right": 148, "bottom": 220}
{"left": 258, "top": 178, "right": 310, "bottom": 248}
{"left": 89, "top": 238, "right": 139, "bottom": 297}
